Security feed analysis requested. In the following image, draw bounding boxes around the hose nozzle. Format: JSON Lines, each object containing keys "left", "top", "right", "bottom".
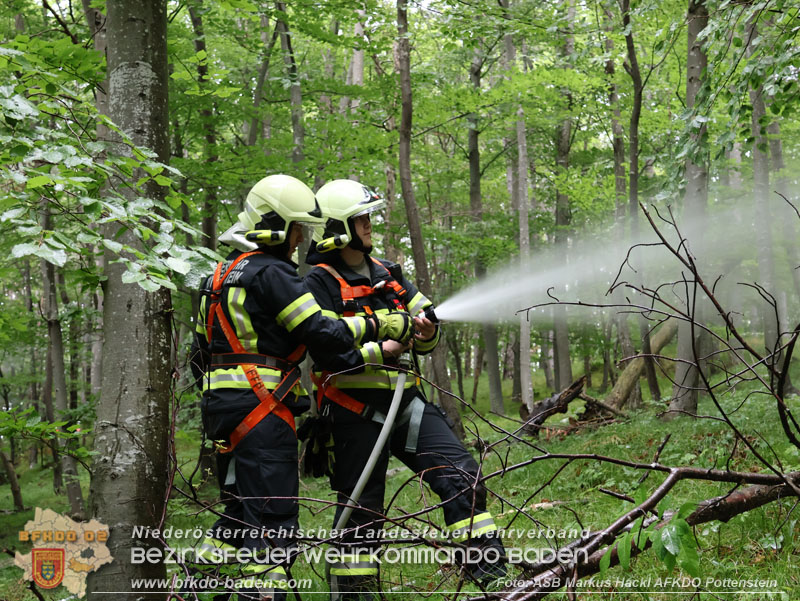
{"left": 423, "top": 306, "right": 439, "bottom": 324}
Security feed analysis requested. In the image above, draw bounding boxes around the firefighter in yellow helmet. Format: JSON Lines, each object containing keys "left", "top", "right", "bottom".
{"left": 189, "top": 175, "right": 413, "bottom": 600}
{"left": 304, "top": 179, "right": 506, "bottom": 601}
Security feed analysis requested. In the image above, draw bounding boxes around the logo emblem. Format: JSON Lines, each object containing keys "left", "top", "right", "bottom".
{"left": 32, "top": 548, "right": 65, "bottom": 589}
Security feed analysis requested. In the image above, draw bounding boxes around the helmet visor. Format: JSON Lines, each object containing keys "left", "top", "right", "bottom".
{"left": 352, "top": 200, "right": 386, "bottom": 219}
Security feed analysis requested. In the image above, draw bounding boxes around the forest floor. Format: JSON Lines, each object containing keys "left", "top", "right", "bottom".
{"left": 1, "top": 371, "right": 798, "bottom": 600}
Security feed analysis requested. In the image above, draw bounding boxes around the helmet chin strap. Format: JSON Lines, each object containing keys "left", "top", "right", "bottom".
{"left": 346, "top": 216, "right": 372, "bottom": 254}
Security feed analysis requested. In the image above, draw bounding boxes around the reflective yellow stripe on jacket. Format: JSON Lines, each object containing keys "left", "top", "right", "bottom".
{"left": 204, "top": 366, "right": 306, "bottom": 395}
{"left": 227, "top": 286, "right": 257, "bottom": 352}
{"left": 276, "top": 293, "right": 321, "bottom": 332}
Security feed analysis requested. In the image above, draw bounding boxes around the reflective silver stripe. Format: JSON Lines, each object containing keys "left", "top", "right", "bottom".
{"left": 224, "top": 458, "right": 236, "bottom": 486}
{"left": 344, "top": 316, "right": 365, "bottom": 341}
{"left": 282, "top": 296, "right": 319, "bottom": 329}
{"left": 406, "top": 292, "right": 428, "bottom": 316}
{"left": 451, "top": 514, "right": 496, "bottom": 541}
{"left": 228, "top": 287, "right": 256, "bottom": 352}
{"left": 404, "top": 397, "right": 426, "bottom": 453}
{"left": 362, "top": 341, "right": 381, "bottom": 364}
{"left": 207, "top": 370, "right": 282, "bottom": 386}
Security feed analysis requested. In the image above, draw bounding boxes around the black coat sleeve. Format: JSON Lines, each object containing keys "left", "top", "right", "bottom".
{"left": 257, "top": 261, "right": 376, "bottom": 373}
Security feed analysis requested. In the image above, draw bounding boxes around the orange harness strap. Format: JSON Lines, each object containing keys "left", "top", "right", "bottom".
{"left": 311, "top": 371, "right": 381, "bottom": 423}
{"left": 207, "top": 252, "right": 303, "bottom": 452}
{"left": 311, "top": 258, "right": 409, "bottom": 418}
{"left": 315, "top": 259, "right": 407, "bottom": 317}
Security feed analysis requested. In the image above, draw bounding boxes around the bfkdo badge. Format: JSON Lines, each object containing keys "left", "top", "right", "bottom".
{"left": 32, "top": 548, "right": 65, "bottom": 589}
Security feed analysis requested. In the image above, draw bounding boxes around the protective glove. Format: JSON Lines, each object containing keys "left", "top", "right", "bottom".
{"left": 369, "top": 311, "right": 413, "bottom": 344}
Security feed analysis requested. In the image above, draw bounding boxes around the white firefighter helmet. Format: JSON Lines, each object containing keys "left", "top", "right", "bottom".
{"left": 314, "top": 179, "right": 385, "bottom": 253}
{"left": 219, "top": 174, "right": 322, "bottom": 251}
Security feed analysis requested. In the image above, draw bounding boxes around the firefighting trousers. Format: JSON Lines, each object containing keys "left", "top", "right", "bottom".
{"left": 203, "top": 410, "right": 299, "bottom": 552}
{"left": 327, "top": 400, "right": 505, "bottom": 598}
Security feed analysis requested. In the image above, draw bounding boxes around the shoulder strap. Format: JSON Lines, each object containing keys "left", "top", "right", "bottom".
{"left": 206, "top": 251, "right": 261, "bottom": 343}
{"left": 316, "top": 263, "right": 375, "bottom": 301}
{"left": 369, "top": 257, "right": 408, "bottom": 308}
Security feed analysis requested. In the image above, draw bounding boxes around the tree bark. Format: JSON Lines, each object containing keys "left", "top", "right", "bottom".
{"left": 22, "top": 260, "right": 40, "bottom": 469}
{"left": 516, "top": 103, "right": 533, "bottom": 411}
{"left": 552, "top": 0, "right": 574, "bottom": 391}
{"left": 41, "top": 249, "right": 85, "bottom": 519}
{"left": 81, "top": 0, "right": 106, "bottom": 403}
{"left": 246, "top": 14, "right": 279, "bottom": 147}
{"left": 1, "top": 449, "right": 24, "bottom": 512}
{"left": 396, "top": 0, "right": 461, "bottom": 436}
{"left": 620, "top": 0, "right": 660, "bottom": 403}
{"left": 668, "top": 0, "right": 709, "bottom": 418}
{"left": 603, "top": 16, "right": 638, "bottom": 405}
{"left": 87, "top": 0, "right": 172, "bottom": 594}
{"left": 467, "top": 47, "right": 505, "bottom": 416}
{"left": 471, "top": 343, "right": 484, "bottom": 406}
{"left": 188, "top": 0, "right": 218, "bottom": 250}
{"left": 609, "top": 319, "right": 677, "bottom": 410}
{"left": 275, "top": 2, "right": 305, "bottom": 164}
{"left": 746, "top": 22, "right": 778, "bottom": 375}
{"left": 42, "top": 344, "right": 63, "bottom": 492}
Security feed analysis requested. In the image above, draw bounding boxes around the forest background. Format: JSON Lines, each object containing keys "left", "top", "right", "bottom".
{"left": 0, "top": 0, "right": 799, "bottom": 599}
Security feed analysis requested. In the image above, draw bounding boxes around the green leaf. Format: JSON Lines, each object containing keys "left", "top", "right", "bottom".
{"left": 11, "top": 242, "right": 40, "bottom": 259}
{"left": 661, "top": 523, "right": 681, "bottom": 556}
{"left": 652, "top": 526, "right": 666, "bottom": 559}
{"left": 26, "top": 174, "right": 52, "bottom": 188}
{"left": 618, "top": 531, "right": 632, "bottom": 571}
{"left": 102, "top": 239, "right": 123, "bottom": 253}
{"left": 678, "top": 541, "right": 700, "bottom": 577}
{"left": 166, "top": 256, "right": 191, "bottom": 274}
{"left": 598, "top": 546, "right": 611, "bottom": 575}
{"left": 676, "top": 503, "right": 696, "bottom": 520}
{"left": 154, "top": 174, "right": 172, "bottom": 186}
{"left": 122, "top": 269, "right": 145, "bottom": 284}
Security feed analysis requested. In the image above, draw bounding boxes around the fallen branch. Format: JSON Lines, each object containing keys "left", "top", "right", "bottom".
{"left": 519, "top": 377, "right": 586, "bottom": 436}
{"left": 493, "top": 471, "right": 800, "bottom": 600}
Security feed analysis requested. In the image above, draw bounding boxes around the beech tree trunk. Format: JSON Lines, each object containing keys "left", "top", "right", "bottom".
{"left": 668, "top": 0, "right": 709, "bottom": 418}
{"left": 396, "top": 0, "right": 462, "bottom": 436}
{"left": 40, "top": 228, "right": 85, "bottom": 519}
{"left": 1, "top": 449, "right": 24, "bottom": 512}
{"left": 604, "top": 15, "right": 639, "bottom": 406}
{"left": 246, "top": 14, "right": 279, "bottom": 147}
{"left": 82, "top": 0, "right": 106, "bottom": 403}
{"left": 22, "top": 260, "right": 40, "bottom": 468}
{"left": 516, "top": 105, "right": 533, "bottom": 410}
{"left": 467, "top": 48, "right": 505, "bottom": 416}
{"left": 188, "top": 0, "right": 218, "bottom": 249}
{"left": 87, "top": 0, "right": 172, "bottom": 594}
{"left": 276, "top": 1, "right": 305, "bottom": 165}
{"left": 620, "top": 0, "right": 660, "bottom": 404}
{"left": 747, "top": 22, "right": 778, "bottom": 374}
{"left": 552, "top": 0, "right": 574, "bottom": 391}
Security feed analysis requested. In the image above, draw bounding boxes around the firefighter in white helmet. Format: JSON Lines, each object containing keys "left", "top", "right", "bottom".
{"left": 190, "top": 174, "right": 413, "bottom": 600}
{"left": 304, "top": 179, "right": 506, "bottom": 601}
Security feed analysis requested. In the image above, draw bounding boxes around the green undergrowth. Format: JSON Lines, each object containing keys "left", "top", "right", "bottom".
{"left": 1, "top": 384, "right": 798, "bottom": 600}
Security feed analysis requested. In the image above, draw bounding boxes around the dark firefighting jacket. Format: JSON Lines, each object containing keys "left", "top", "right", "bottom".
{"left": 304, "top": 247, "right": 439, "bottom": 413}
{"left": 190, "top": 249, "right": 379, "bottom": 422}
